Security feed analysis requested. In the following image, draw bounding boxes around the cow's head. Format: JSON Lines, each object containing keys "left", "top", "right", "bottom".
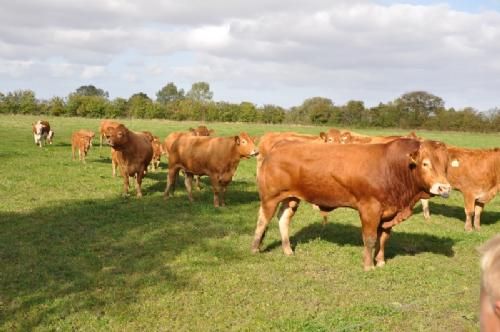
{"left": 320, "top": 128, "right": 342, "bottom": 143}
{"left": 235, "top": 132, "right": 258, "bottom": 158}
{"left": 409, "top": 139, "right": 451, "bottom": 198}
{"left": 105, "top": 124, "right": 129, "bottom": 148}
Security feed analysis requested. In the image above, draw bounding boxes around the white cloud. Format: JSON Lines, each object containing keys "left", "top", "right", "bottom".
{"left": 0, "top": 0, "right": 499, "bottom": 109}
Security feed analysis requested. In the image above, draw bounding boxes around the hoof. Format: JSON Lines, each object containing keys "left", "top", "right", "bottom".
{"left": 364, "top": 265, "right": 376, "bottom": 272}
{"left": 464, "top": 225, "right": 473, "bottom": 232}
{"left": 283, "top": 248, "right": 294, "bottom": 256}
{"left": 251, "top": 247, "right": 260, "bottom": 254}
{"left": 376, "top": 260, "right": 386, "bottom": 268}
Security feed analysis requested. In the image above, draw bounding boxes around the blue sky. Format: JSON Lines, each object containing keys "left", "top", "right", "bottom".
{"left": 1, "top": 0, "right": 500, "bottom": 111}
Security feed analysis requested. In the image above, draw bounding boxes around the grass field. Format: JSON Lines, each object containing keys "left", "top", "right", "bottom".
{"left": 0, "top": 114, "right": 499, "bottom": 331}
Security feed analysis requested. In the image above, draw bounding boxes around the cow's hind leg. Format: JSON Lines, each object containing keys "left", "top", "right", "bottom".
{"left": 277, "top": 198, "right": 300, "bottom": 256}
{"left": 135, "top": 169, "right": 145, "bottom": 198}
{"left": 251, "top": 199, "right": 280, "bottom": 253}
{"left": 184, "top": 172, "right": 194, "bottom": 202}
{"left": 164, "top": 166, "right": 181, "bottom": 199}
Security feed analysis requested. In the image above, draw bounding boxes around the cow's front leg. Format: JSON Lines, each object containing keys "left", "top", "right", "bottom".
{"left": 122, "top": 174, "right": 130, "bottom": 197}
{"left": 375, "top": 227, "right": 392, "bottom": 267}
{"left": 463, "top": 194, "right": 475, "bottom": 231}
{"left": 135, "top": 171, "right": 144, "bottom": 198}
{"left": 421, "top": 199, "right": 431, "bottom": 220}
{"left": 359, "top": 201, "right": 382, "bottom": 271}
{"left": 210, "top": 177, "right": 221, "bottom": 207}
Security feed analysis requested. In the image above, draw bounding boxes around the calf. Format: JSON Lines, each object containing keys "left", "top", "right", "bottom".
{"left": 164, "top": 132, "right": 258, "bottom": 207}
{"left": 99, "top": 120, "right": 121, "bottom": 157}
{"left": 71, "top": 130, "right": 95, "bottom": 163}
{"left": 104, "top": 123, "right": 153, "bottom": 197}
{"left": 32, "top": 120, "right": 53, "bottom": 147}
{"left": 252, "top": 138, "right": 451, "bottom": 271}
{"left": 421, "top": 146, "right": 500, "bottom": 231}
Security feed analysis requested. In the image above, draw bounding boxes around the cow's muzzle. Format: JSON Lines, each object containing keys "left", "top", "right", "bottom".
{"left": 250, "top": 149, "right": 259, "bottom": 157}
{"left": 430, "top": 183, "right": 451, "bottom": 198}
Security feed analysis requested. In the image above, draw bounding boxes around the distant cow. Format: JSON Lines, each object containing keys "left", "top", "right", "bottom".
{"left": 99, "top": 120, "right": 121, "bottom": 157}
{"left": 32, "top": 120, "right": 54, "bottom": 147}
{"left": 164, "top": 132, "right": 258, "bottom": 207}
{"left": 189, "top": 125, "right": 215, "bottom": 137}
{"left": 338, "top": 131, "right": 418, "bottom": 144}
{"left": 251, "top": 138, "right": 451, "bottom": 271}
{"left": 257, "top": 131, "right": 326, "bottom": 177}
{"left": 71, "top": 130, "right": 95, "bottom": 163}
{"left": 421, "top": 146, "right": 500, "bottom": 231}
{"left": 104, "top": 123, "right": 153, "bottom": 197}
{"left": 150, "top": 136, "right": 162, "bottom": 171}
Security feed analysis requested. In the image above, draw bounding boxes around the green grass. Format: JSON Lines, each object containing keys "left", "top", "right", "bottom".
{"left": 0, "top": 114, "right": 499, "bottom": 331}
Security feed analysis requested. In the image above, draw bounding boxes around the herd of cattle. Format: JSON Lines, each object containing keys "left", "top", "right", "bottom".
{"left": 32, "top": 119, "right": 499, "bottom": 270}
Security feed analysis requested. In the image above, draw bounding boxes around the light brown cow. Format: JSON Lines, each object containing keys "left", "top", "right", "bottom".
{"left": 150, "top": 136, "right": 162, "bottom": 171}
{"left": 164, "top": 132, "right": 258, "bottom": 207}
{"left": 421, "top": 146, "right": 500, "bottom": 231}
{"left": 71, "top": 130, "right": 95, "bottom": 163}
{"left": 104, "top": 123, "right": 153, "bottom": 197}
{"left": 252, "top": 138, "right": 451, "bottom": 271}
{"left": 32, "top": 120, "right": 54, "bottom": 147}
{"left": 338, "top": 131, "right": 418, "bottom": 144}
{"left": 99, "top": 120, "right": 121, "bottom": 157}
{"left": 189, "top": 125, "right": 215, "bottom": 137}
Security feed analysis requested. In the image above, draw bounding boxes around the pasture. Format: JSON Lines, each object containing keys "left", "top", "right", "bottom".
{"left": 0, "top": 114, "right": 499, "bottom": 331}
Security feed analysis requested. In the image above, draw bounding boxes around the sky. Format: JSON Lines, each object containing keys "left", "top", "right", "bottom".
{"left": 1, "top": 0, "right": 500, "bottom": 111}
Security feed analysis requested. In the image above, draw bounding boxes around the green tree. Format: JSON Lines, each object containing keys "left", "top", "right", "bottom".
{"left": 395, "top": 91, "right": 444, "bottom": 128}
{"left": 239, "top": 102, "right": 258, "bottom": 122}
{"left": 75, "top": 85, "right": 109, "bottom": 98}
{"left": 47, "top": 96, "right": 66, "bottom": 116}
{"left": 156, "top": 82, "right": 185, "bottom": 104}
{"left": 261, "top": 104, "right": 285, "bottom": 124}
{"left": 127, "top": 93, "right": 153, "bottom": 118}
{"left": 186, "top": 82, "right": 213, "bottom": 102}
{"left": 341, "top": 100, "right": 365, "bottom": 126}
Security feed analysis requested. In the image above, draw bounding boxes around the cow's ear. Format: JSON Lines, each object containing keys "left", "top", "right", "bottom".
{"left": 252, "top": 136, "right": 259, "bottom": 144}
{"left": 208, "top": 129, "right": 215, "bottom": 135}
{"left": 234, "top": 136, "right": 240, "bottom": 145}
{"left": 319, "top": 132, "right": 326, "bottom": 140}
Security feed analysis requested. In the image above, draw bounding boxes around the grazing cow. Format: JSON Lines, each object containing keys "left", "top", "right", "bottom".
{"left": 71, "top": 130, "right": 95, "bottom": 163}
{"left": 338, "top": 131, "right": 418, "bottom": 144}
{"left": 164, "top": 132, "right": 258, "bottom": 207}
{"left": 32, "top": 120, "right": 54, "bottom": 147}
{"left": 99, "top": 120, "right": 121, "bottom": 157}
{"left": 251, "top": 138, "right": 451, "bottom": 271}
{"left": 319, "top": 128, "right": 342, "bottom": 143}
{"left": 104, "top": 123, "right": 153, "bottom": 197}
{"left": 421, "top": 146, "right": 500, "bottom": 231}
{"left": 189, "top": 125, "right": 215, "bottom": 137}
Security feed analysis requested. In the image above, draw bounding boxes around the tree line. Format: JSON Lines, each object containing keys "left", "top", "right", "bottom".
{"left": 1, "top": 82, "right": 498, "bottom": 132}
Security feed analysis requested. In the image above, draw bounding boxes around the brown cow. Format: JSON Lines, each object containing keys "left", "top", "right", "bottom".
{"left": 99, "top": 120, "right": 121, "bottom": 157}
{"left": 421, "top": 146, "right": 500, "bottom": 231}
{"left": 104, "top": 123, "right": 153, "bottom": 197}
{"left": 251, "top": 138, "right": 451, "bottom": 271}
{"left": 189, "top": 125, "right": 215, "bottom": 137}
{"left": 71, "top": 130, "right": 95, "bottom": 163}
{"left": 32, "top": 120, "right": 54, "bottom": 147}
{"left": 164, "top": 132, "right": 258, "bottom": 207}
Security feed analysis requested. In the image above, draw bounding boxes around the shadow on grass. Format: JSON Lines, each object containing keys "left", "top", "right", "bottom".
{"left": 263, "top": 220, "right": 455, "bottom": 260}
{"left": 0, "top": 195, "right": 256, "bottom": 329}
{"left": 423, "top": 201, "right": 500, "bottom": 226}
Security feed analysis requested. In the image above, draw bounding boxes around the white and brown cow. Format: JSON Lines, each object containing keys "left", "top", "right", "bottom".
{"left": 32, "top": 120, "right": 54, "bottom": 147}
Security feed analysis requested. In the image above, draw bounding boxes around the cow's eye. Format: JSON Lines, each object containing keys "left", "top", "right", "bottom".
{"left": 423, "top": 162, "right": 430, "bottom": 167}
{"left": 241, "top": 140, "right": 247, "bottom": 144}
